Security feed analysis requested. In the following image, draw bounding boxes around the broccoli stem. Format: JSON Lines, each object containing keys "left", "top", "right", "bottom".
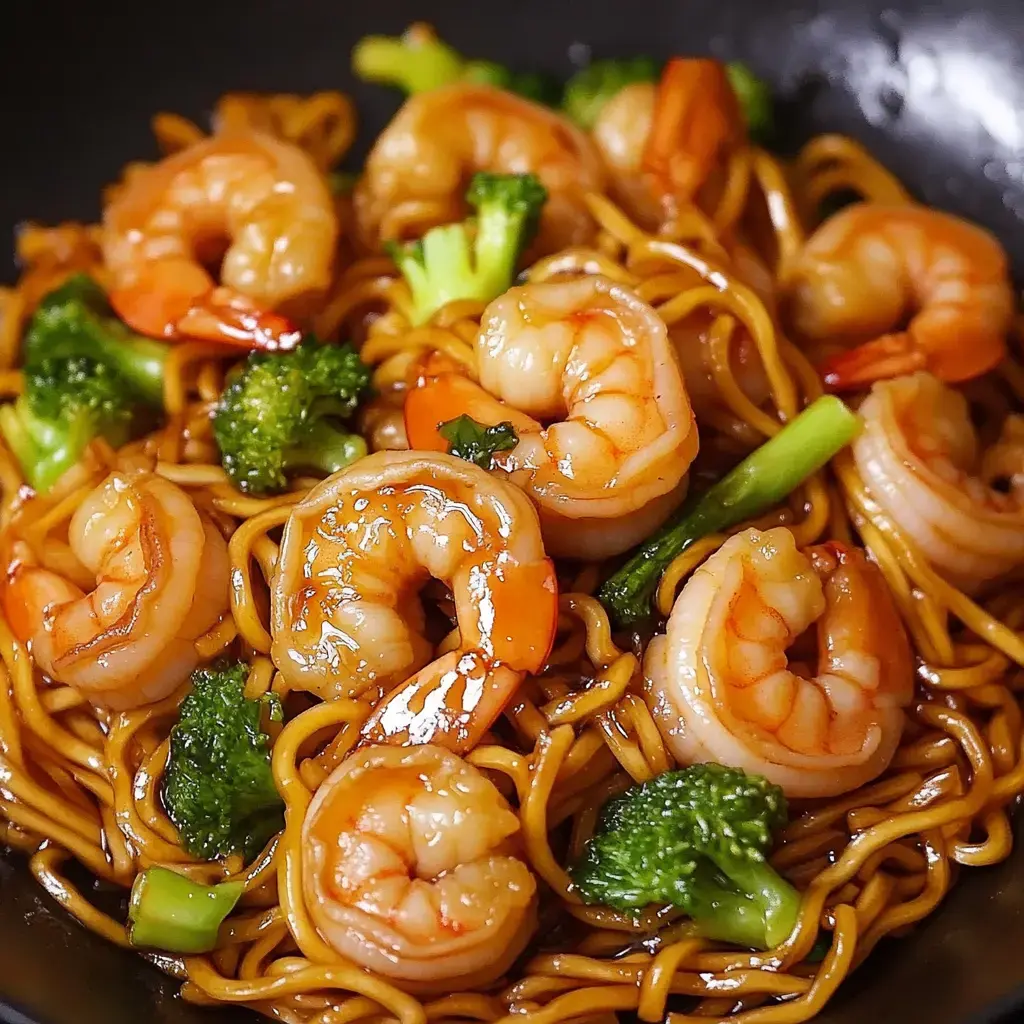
{"left": 90, "top": 328, "right": 168, "bottom": 405}
{"left": 285, "top": 421, "right": 368, "bottom": 479}
{"left": 128, "top": 867, "right": 243, "bottom": 954}
{"left": 0, "top": 400, "right": 90, "bottom": 493}
{"left": 708, "top": 855, "right": 802, "bottom": 949}
{"left": 599, "top": 396, "right": 861, "bottom": 627}
{"left": 687, "top": 885, "right": 780, "bottom": 950}
{"left": 352, "top": 31, "right": 464, "bottom": 94}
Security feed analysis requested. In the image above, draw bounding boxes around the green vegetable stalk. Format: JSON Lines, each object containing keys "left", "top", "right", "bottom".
{"left": 725, "top": 61, "right": 774, "bottom": 143}
{"left": 572, "top": 763, "right": 800, "bottom": 950}
{"left": 128, "top": 867, "right": 244, "bottom": 954}
{"left": 353, "top": 24, "right": 559, "bottom": 103}
{"left": 599, "top": 396, "right": 861, "bottom": 627}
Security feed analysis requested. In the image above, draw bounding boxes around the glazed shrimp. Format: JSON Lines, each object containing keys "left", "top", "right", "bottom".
{"left": 102, "top": 131, "right": 338, "bottom": 350}
{"left": 1, "top": 471, "right": 229, "bottom": 709}
{"left": 270, "top": 451, "right": 556, "bottom": 750}
{"left": 789, "top": 203, "right": 1013, "bottom": 390}
{"left": 404, "top": 275, "right": 699, "bottom": 559}
{"left": 645, "top": 527, "right": 913, "bottom": 798}
{"left": 353, "top": 84, "right": 605, "bottom": 255}
{"left": 591, "top": 81, "right": 662, "bottom": 227}
{"left": 302, "top": 743, "right": 537, "bottom": 985}
{"left": 854, "top": 372, "right": 1024, "bottom": 589}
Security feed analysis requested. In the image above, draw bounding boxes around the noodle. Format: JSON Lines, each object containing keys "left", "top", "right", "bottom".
{"left": 1, "top": 63, "right": 1023, "bottom": 1024}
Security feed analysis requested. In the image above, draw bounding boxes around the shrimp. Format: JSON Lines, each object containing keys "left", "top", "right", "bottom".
{"left": 642, "top": 58, "right": 745, "bottom": 213}
{"left": 302, "top": 744, "right": 536, "bottom": 986}
{"left": 270, "top": 451, "right": 556, "bottom": 750}
{"left": 1, "top": 471, "right": 229, "bottom": 709}
{"left": 102, "top": 131, "right": 338, "bottom": 351}
{"left": 353, "top": 84, "right": 606, "bottom": 255}
{"left": 789, "top": 203, "right": 1013, "bottom": 390}
{"left": 853, "top": 372, "right": 1024, "bottom": 589}
{"left": 404, "top": 275, "right": 699, "bottom": 559}
{"left": 591, "top": 81, "right": 662, "bottom": 227}
{"left": 645, "top": 527, "right": 913, "bottom": 798}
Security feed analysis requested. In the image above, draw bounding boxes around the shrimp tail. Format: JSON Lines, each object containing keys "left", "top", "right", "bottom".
{"left": 820, "top": 329, "right": 1005, "bottom": 391}
{"left": 818, "top": 332, "right": 926, "bottom": 391}
{"left": 110, "top": 259, "right": 302, "bottom": 352}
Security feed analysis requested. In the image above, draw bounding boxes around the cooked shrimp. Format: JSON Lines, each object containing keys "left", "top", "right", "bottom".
{"left": 1, "top": 471, "right": 229, "bottom": 709}
{"left": 102, "top": 131, "right": 338, "bottom": 350}
{"left": 270, "top": 451, "right": 556, "bottom": 750}
{"left": 790, "top": 203, "right": 1013, "bottom": 390}
{"left": 645, "top": 527, "right": 913, "bottom": 798}
{"left": 404, "top": 275, "right": 699, "bottom": 559}
{"left": 353, "top": 84, "right": 605, "bottom": 255}
{"left": 854, "top": 372, "right": 1024, "bottom": 589}
{"left": 302, "top": 743, "right": 537, "bottom": 985}
{"left": 592, "top": 81, "right": 661, "bottom": 227}
{"left": 642, "top": 58, "right": 745, "bottom": 212}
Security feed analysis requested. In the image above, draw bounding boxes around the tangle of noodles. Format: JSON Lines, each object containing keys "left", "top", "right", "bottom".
{"left": 1, "top": 80, "right": 1023, "bottom": 1024}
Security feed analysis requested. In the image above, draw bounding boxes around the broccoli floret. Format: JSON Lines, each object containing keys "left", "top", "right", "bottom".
{"left": 162, "top": 661, "right": 285, "bottom": 861}
{"left": 562, "top": 56, "right": 660, "bottom": 129}
{"left": 439, "top": 414, "right": 519, "bottom": 469}
{"left": 388, "top": 172, "right": 547, "bottom": 326}
{"left": 353, "top": 23, "right": 558, "bottom": 103}
{"left": 212, "top": 336, "right": 370, "bottom": 495}
{"left": 0, "top": 275, "right": 170, "bottom": 492}
{"left": 24, "top": 274, "right": 168, "bottom": 405}
{"left": 129, "top": 867, "right": 243, "bottom": 954}
{"left": 0, "top": 356, "right": 140, "bottom": 493}
{"left": 726, "top": 61, "right": 774, "bottom": 143}
{"left": 573, "top": 763, "right": 801, "bottom": 950}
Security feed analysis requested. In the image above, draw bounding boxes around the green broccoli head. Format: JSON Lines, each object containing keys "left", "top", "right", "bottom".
{"left": 353, "top": 24, "right": 559, "bottom": 103}
{"left": 388, "top": 171, "right": 548, "bottom": 325}
{"left": 24, "top": 273, "right": 168, "bottom": 404}
{"left": 212, "top": 336, "right": 371, "bottom": 495}
{"left": 0, "top": 355, "right": 144, "bottom": 493}
{"left": 572, "top": 763, "right": 800, "bottom": 949}
{"left": 162, "top": 661, "right": 285, "bottom": 860}
{"left": 562, "top": 56, "right": 660, "bottom": 129}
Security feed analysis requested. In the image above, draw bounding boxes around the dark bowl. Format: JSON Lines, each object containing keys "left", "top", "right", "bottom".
{"left": 2, "top": 2, "right": 1024, "bottom": 1022}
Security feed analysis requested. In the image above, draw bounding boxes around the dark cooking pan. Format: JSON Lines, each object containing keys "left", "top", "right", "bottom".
{"left": 1, "top": 1, "right": 1023, "bottom": 1022}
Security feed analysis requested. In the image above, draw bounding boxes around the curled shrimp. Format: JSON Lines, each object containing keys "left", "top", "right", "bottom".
{"left": 645, "top": 527, "right": 913, "bottom": 798}
{"left": 102, "top": 131, "right": 338, "bottom": 351}
{"left": 1, "top": 471, "right": 229, "bottom": 709}
{"left": 404, "top": 275, "right": 699, "bottom": 559}
{"left": 302, "top": 743, "right": 537, "bottom": 985}
{"left": 854, "top": 372, "right": 1024, "bottom": 589}
{"left": 789, "top": 203, "right": 1013, "bottom": 390}
{"left": 270, "top": 451, "right": 556, "bottom": 750}
{"left": 353, "top": 84, "right": 606, "bottom": 254}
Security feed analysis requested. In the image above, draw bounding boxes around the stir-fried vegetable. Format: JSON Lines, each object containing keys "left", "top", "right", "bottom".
{"left": 599, "top": 395, "right": 861, "bottom": 627}
{"left": 162, "top": 662, "right": 285, "bottom": 860}
{"left": 439, "top": 414, "right": 519, "bottom": 469}
{"left": 0, "top": 275, "right": 167, "bottom": 492}
{"left": 388, "top": 171, "right": 547, "bottom": 326}
{"left": 213, "top": 336, "right": 370, "bottom": 495}
{"left": 573, "top": 763, "right": 800, "bottom": 949}
{"left": 353, "top": 23, "right": 559, "bottom": 103}
{"left": 128, "top": 867, "right": 244, "bottom": 953}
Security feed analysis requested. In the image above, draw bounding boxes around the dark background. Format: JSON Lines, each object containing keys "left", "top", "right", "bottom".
{"left": 2, "top": 1, "right": 1024, "bottom": 1022}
